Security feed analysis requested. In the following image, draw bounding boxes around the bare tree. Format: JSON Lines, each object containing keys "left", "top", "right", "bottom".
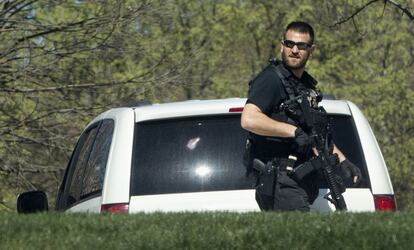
{"left": 0, "top": 0, "right": 186, "bottom": 209}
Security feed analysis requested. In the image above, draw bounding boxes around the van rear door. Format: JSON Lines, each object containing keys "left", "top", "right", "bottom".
{"left": 129, "top": 113, "right": 374, "bottom": 212}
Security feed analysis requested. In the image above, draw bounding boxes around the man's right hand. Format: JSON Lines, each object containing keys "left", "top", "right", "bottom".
{"left": 293, "top": 127, "right": 313, "bottom": 155}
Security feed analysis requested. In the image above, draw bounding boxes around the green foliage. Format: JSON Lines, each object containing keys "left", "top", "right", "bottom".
{"left": 0, "top": 212, "right": 414, "bottom": 249}
{"left": 0, "top": 0, "right": 413, "bottom": 210}
{"left": 308, "top": 1, "right": 414, "bottom": 209}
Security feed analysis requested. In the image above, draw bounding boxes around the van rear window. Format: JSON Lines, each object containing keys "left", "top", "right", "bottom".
{"left": 131, "top": 114, "right": 368, "bottom": 196}
{"left": 131, "top": 115, "right": 253, "bottom": 195}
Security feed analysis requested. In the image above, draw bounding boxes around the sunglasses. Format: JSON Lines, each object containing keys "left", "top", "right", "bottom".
{"left": 282, "top": 40, "right": 312, "bottom": 50}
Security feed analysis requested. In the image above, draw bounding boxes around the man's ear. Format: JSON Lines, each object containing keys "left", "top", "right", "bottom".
{"left": 309, "top": 44, "right": 316, "bottom": 56}
{"left": 280, "top": 41, "right": 284, "bottom": 53}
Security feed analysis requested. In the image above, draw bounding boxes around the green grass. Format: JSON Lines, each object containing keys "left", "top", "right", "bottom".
{"left": 0, "top": 212, "right": 412, "bottom": 250}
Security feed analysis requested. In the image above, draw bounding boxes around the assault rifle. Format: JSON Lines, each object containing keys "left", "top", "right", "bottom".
{"left": 281, "top": 93, "right": 347, "bottom": 211}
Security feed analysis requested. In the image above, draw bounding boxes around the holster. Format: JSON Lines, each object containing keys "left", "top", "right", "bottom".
{"left": 253, "top": 158, "right": 278, "bottom": 197}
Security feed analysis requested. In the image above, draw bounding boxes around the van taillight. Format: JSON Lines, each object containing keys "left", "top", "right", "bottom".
{"left": 101, "top": 203, "right": 129, "bottom": 213}
{"left": 374, "top": 195, "right": 397, "bottom": 211}
{"left": 229, "top": 107, "right": 244, "bottom": 112}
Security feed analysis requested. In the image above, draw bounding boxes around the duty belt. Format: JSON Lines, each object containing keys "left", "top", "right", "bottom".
{"left": 253, "top": 157, "right": 297, "bottom": 175}
{"left": 273, "top": 156, "right": 297, "bottom": 172}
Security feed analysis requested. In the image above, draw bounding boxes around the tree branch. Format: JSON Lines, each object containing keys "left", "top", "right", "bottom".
{"left": 330, "top": 0, "right": 381, "bottom": 27}
{"left": 330, "top": 0, "right": 413, "bottom": 28}
{"left": 387, "top": 0, "right": 414, "bottom": 20}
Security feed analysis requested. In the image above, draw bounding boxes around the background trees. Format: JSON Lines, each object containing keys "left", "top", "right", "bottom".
{"left": 1, "top": 0, "right": 413, "bottom": 210}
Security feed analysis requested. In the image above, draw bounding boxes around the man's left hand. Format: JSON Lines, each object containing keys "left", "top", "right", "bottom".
{"left": 340, "top": 159, "right": 362, "bottom": 186}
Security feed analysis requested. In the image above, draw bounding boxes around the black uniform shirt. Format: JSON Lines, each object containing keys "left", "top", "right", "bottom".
{"left": 247, "top": 65, "right": 286, "bottom": 117}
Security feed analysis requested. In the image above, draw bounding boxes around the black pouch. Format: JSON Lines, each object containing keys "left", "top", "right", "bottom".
{"left": 291, "top": 153, "right": 339, "bottom": 182}
{"left": 289, "top": 161, "right": 315, "bottom": 182}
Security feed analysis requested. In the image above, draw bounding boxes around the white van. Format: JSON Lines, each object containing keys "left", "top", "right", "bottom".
{"left": 17, "top": 98, "right": 397, "bottom": 213}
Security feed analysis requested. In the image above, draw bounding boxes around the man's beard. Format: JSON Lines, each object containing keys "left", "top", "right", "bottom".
{"left": 282, "top": 52, "right": 309, "bottom": 70}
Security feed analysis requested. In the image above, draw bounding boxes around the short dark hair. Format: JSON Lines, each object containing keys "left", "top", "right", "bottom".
{"left": 284, "top": 21, "right": 315, "bottom": 44}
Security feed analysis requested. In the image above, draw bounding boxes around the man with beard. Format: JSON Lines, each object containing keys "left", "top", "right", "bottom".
{"left": 241, "top": 21, "right": 361, "bottom": 211}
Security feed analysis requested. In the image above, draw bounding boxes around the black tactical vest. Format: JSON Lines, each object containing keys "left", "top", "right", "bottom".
{"left": 247, "top": 59, "right": 321, "bottom": 162}
{"left": 267, "top": 59, "right": 320, "bottom": 126}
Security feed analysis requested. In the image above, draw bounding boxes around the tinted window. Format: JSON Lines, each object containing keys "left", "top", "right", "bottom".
{"left": 65, "top": 119, "right": 114, "bottom": 206}
{"left": 131, "top": 114, "right": 368, "bottom": 196}
{"left": 81, "top": 120, "right": 114, "bottom": 198}
{"left": 131, "top": 115, "right": 253, "bottom": 195}
{"left": 67, "top": 125, "right": 99, "bottom": 204}
{"left": 329, "top": 115, "right": 369, "bottom": 188}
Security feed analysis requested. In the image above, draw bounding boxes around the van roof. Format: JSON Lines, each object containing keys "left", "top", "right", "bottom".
{"left": 131, "top": 98, "right": 352, "bottom": 122}
{"left": 91, "top": 98, "right": 352, "bottom": 125}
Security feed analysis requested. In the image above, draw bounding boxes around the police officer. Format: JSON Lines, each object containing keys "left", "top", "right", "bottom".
{"left": 241, "top": 21, "right": 361, "bottom": 211}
